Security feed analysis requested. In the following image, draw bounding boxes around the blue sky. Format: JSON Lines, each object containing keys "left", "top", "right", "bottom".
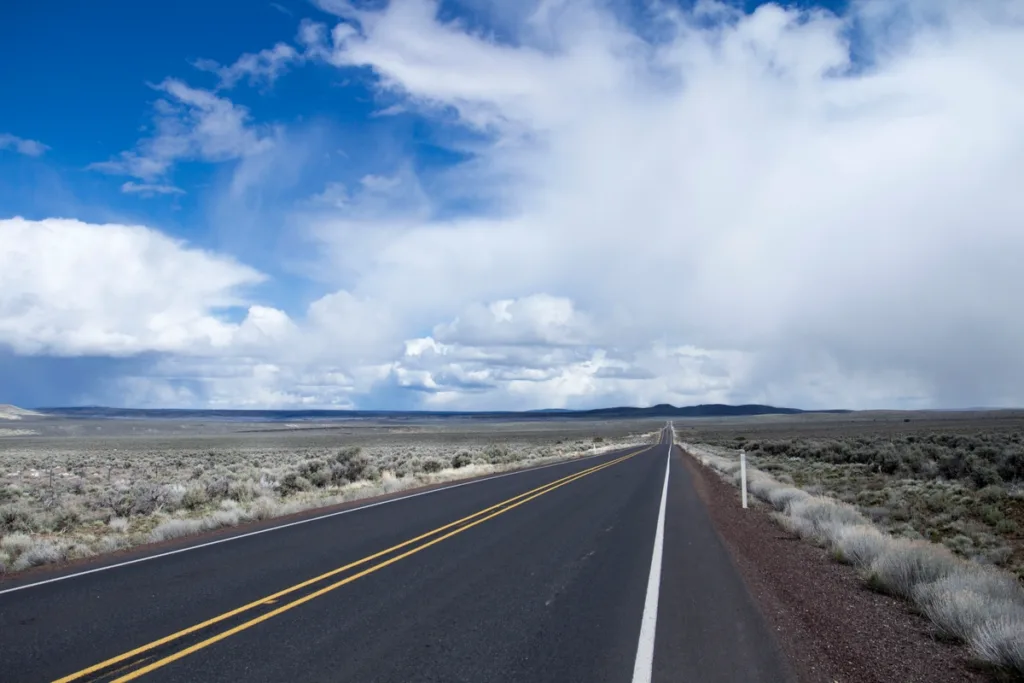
{"left": 2, "top": 0, "right": 1023, "bottom": 410}
{"left": 2, "top": 0, "right": 847, "bottom": 238}
{"left": 5, "top": 2, "right": 429, "bottom": 286}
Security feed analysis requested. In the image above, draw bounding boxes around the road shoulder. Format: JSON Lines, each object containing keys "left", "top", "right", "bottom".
{"left": 654, "top": 448, "right": 793, "bottom": 682}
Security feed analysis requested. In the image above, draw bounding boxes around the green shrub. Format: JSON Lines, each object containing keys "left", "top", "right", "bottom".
{"left": 278, "top": 473, "right": 312, "bottom": 495}
{"left": 997, "top": 447, "right": 1024, "bottom": 481}
{"left": 205, "top": 478, "right": 230, "bottom": 500}
{"left": 47, "top": 506, "right": 82, "bottom": 533}
{"left": 981, "top": 505, "right": 1005, "bottom": 526}
{"left": 297, "top": 459, "right": 326, "bottom": 478}
{"left": 308, "top": 468, "right": 331, "bottom": 488}
{"left": 968, "top": 458, "right": 1001, "bottom": 488}
{"left": 0, "top": 505, "right": 38, "bottom": 533}
{"left": 874, "top": 444, "right": 901, "bottom": 475}
{"left": 335, "top": 447, "right": 362, "bottom": 462}
{"left": 228, "top": 480, "right": 261, "bottom": 503}
{"left": 979, "top": 485, "right": 1007, "bottom": 502}
{"left": 330, "top": 449, "right": 373, "bottom": 483}
{"left": 483, "top": 445, "right": 512, "bottom": 464}
{"left": 100, "top": 486, "right": 164, "bottom": 518}
{"left": 181, "top": 485, "right": 209, "bottom": 510}
{"left": 996, "top": 518, "right": 1019, "bottom": 535}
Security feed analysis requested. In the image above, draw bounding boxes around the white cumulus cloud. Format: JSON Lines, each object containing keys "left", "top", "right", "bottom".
{"left": 0, "top": 217, "right": 266, "bottom": 356}
{"left": 433, "top": 295, "right": 594, "bottom": 347}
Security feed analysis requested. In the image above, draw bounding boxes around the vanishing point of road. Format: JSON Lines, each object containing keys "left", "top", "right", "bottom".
{"left": 0, "top": 426, "right": 791, "bottom": 682}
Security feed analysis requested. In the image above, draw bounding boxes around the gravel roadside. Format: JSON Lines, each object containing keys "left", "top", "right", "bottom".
{"left": 679, "top": 447, "right": 994, "bottom": 683}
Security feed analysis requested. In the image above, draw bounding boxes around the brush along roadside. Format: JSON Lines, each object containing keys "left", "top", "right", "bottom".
{"left": 682, "top": 442, "right": 1024, "bottom": 677}
{"left": 0, "top": 431, "right": 658, "bottom": 574}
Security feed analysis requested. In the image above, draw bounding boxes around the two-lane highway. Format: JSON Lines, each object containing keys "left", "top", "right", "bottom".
{"left": 0, "top": 427, "right": 792, "bottom": 682}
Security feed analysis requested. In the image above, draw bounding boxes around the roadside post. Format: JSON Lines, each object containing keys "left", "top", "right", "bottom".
{"left": 740, "top": 449, "right": 748, "bottom": 509}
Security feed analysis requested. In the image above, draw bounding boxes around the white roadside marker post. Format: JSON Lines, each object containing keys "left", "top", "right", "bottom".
{"left": 740, "top": 449, "right": 748, "bottom": 509}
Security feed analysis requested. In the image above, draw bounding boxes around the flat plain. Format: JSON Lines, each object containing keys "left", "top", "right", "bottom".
{"left": 4, "top": 409, "right": 1024, "bottom": 682}
{"left": 0, "top": 414, "right": 659, "bottom": 573}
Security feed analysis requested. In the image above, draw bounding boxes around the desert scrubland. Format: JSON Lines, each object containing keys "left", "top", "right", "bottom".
{"left": 677, "top": 411, "right": 1024, "bottom": 676}
{"left": 0, "top": 415, "right": 659, "bottom": 573}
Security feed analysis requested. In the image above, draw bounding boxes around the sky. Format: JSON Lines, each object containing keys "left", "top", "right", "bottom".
{"left": 1, "top": 0, "right": 1023, "bottom": 411}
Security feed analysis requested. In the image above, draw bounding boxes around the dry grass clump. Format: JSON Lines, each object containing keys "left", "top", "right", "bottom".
{"left": 149, "top": 506, "right": 249, "bottom": 543}
{"left": 913, "top": 569, "right": 1024, "bottom": 637}
{"left": 684, "top": 440, "right": 1024, "bottom": 676}
{"left": 972, "top": 615, "right": 1024, "bottom": 673}
{"left": 865, "top": 540, "right": 962, "bottom": 598}
{"left": 0, "top": 531, "right": 95, "bottom": 571}
{"left": 913, "top": 569, "right": 1024, "bottom": 671}
{"left": 0, "top": 425, "right": 658, "bottom": 574}
{"left": 829, "top": 524, "right": 893, "bottom": 567}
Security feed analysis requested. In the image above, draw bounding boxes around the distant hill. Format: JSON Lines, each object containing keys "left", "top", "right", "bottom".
{"left": 36, "top": 403, "right": 844, "bottom": 421}
{"left": 0, "top": 404, "right": 44, "bottom": 420}
{"left": 571, "top": 403, "right": 848, "bottom": 418}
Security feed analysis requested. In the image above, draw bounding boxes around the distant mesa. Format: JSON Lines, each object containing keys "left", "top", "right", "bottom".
{"left": 0, "top": 405, "right": 44, "bottom": 421}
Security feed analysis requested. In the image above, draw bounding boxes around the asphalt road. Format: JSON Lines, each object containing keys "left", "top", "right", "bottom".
{"left": 0, "top": 426, "right": 791, "bottom": 683}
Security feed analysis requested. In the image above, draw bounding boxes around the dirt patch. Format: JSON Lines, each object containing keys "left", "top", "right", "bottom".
{"left": 681, "top": 448, "right": 995, "bottom": 683}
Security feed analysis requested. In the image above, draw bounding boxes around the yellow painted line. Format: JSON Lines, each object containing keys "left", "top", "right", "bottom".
{"left": 109, "top": 447, "right": 647, "bottom": 682}
{"left": 53, "top": 446, "right": 651, "bottom": 683}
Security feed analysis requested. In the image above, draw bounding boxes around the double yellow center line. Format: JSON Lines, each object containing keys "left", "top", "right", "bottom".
{"left": 56, "top": 445, "right": 652, "bottom": 682}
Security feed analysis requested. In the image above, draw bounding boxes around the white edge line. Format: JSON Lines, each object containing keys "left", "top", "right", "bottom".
{"left": 631, "top": 439, "right": 671, "bottom": 683}
{"left": 0, "top": 445, "right": 639, "bottom": 597}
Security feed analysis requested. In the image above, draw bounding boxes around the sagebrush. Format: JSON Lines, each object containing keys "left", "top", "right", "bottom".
{"left": 0, "top": 421, "right": 658, "bottom": 573}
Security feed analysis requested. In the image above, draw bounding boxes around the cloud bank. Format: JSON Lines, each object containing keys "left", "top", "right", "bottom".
{"left": 6, "top": 0, "right": 1024, "bottom": 409}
